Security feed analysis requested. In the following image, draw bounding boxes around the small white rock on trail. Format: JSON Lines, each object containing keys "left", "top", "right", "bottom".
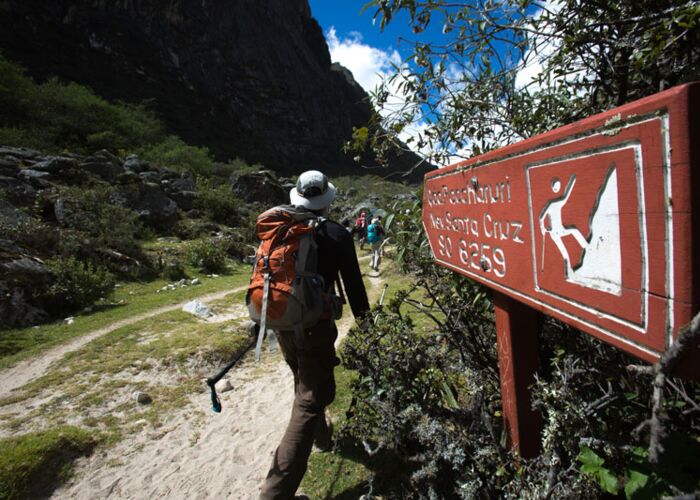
{"left": 0, "top": 286, "right": 249, "bottom": 400}
{"left": 52, "top": 270, "right": 385, "bottom": 500}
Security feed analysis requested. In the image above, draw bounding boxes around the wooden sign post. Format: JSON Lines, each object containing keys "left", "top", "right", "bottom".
{"left": 422, "top": 83, "right": 700, "bottom": 457}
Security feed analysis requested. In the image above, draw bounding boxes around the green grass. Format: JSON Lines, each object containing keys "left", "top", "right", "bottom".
{"left": 2, "top": 291, "right": 250, "bottom": 404}
{"left": 0, "top": 288, "right": 252, "bottom": 490}
{"left": 0, "top": 426, "right": 99, "bottom": 500}
{"left": 0, "top": 262, "right": 251, "bottom": 370}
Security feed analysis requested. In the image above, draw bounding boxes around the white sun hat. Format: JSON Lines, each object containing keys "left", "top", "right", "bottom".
{"left": 289, "top": 170, "right": 336, "bottom": 210}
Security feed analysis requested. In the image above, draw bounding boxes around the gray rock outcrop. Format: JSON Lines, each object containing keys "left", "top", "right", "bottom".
{"left": 229, "top": 170, "right": 287, "bottom": 206}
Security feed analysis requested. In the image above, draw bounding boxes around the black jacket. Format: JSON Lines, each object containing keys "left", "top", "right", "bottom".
{"left": 315, "top": 219, "right": 370, "bottom": 319}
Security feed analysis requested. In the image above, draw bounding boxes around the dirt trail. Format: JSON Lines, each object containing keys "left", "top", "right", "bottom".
{"left": 52, "top": 270, "right": 385, "bottom": 499}
{"left": 0, "top": 286, "right": 249, "bottom": 400}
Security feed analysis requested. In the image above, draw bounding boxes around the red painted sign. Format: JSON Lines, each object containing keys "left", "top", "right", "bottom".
{"left": 423, "top": 83, "right": 699, "bottom": 365}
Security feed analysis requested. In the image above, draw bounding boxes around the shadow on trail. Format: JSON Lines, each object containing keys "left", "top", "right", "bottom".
{"left": 315, "top": 434, "right": 409, "bottom": 500}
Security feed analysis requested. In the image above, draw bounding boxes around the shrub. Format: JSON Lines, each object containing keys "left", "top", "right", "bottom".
{"left": 54, "top": 185, "right": 144, "bottom": 256}
{"left": 0, "top": 216, "right": 60, "bottom": 253}
{"left": 186, "top": 239, "right": 228, "bottom": 273}
{"left": 0, "top": 54, "right": 165, "bottom": 153}
{"left": 38, "top": 257, "right": 115, "bottom": 313}
{"left": 0, "top": 127, "right": 54, "bottom": 152}
{"left": 140, "top": 135, "right": 214, "bottom": 176}
{"left": 194, "top": 177, "right": 241, "bottom": 225}
{"left": 162, "top": 260, "right": 188, "bottom": 281}
{"left": 173, "top": 218, "right": 219, "bottom": 240}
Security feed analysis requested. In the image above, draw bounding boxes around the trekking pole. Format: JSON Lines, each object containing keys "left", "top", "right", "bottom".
{"left": 206, "top": 336, "right": 256, "bottom": 413}
{"left": 374, "top": 283, "right": 389, "bottom": 325}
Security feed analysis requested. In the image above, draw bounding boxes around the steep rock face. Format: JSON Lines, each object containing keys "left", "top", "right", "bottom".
{"left": 0, "top": 0, "right": 424, "bottom": 178}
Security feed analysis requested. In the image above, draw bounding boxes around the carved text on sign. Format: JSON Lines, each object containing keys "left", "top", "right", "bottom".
{"left": 427, "top": 175, "right": 525, "bottom": 278}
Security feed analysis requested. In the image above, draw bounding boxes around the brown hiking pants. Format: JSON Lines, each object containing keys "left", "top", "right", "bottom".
{"left": 259, "top": 320, "right": 338, "bottom": 500}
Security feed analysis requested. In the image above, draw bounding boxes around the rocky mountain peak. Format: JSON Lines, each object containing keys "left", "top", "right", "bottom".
{"left": 0, "top": 0, "right": 426, "bottom": 179}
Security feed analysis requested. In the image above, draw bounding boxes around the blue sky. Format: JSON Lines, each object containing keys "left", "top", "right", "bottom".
{"left": 309, "top": 2, "right": 419, "bottom": 59}
{"left": 307, "top": 1, "right": 444, "bottom": 93}
{"left": 307, "top": 1, "right": 549, "bottom": 162}
{"left": 308, "top": 1, "right": 449, "bottom": 156}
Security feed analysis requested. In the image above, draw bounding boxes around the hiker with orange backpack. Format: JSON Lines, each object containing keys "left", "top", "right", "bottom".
{"left": 248, "top": 170, "right": 370, "bottom": 500}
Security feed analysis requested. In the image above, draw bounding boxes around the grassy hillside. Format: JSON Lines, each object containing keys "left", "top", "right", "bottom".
{"left": 0, "top": 53, "right": 253, "bottom": 176}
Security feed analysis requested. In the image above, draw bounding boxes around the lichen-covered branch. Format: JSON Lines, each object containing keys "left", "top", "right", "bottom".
{"left": 626, "top": 310, "right": 700, "bottom": 463}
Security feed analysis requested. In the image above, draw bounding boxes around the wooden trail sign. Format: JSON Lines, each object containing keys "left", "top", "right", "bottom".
{"left": 422, "top": 83, "right": 699, "bottom": 457}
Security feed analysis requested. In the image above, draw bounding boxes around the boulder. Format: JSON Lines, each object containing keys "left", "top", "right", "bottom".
{"left": 159, "top": 168, "right": 180, "bottom": 181}
{"left": 0, "top": 240, "right": 52, "bottom": 328}
{"left": 0, "top": 176, "right": 37, "bottom": 206}
{"left": 0, "top": 167, "right": 18, "bottom": 179}
{"left": 79, "top": 160, "right": 125, "bottom": 180}
{"left": 123, "top": 154, "right": 150, "bottom": 173}
{"left": 115, "top": 170, "right": 141, "bottom": 184}
{"left": 392, "top": 193, "right": 418, "bottom": 201}
{"left": 18, "top": 168, "right": 51, "bottom": 181}
{"left": 134, "top": 391, "right": 152, "bottom": 404}
{"left": 0, "top": 157, "right": 19, "bottom": 169}
{"left": 169, "top": 174, "right": 196, "bottom": 192}
{"left": 0, "top": 146, "right": 43, "bottom": 161}
{"left": 111, "top": 183, "right": 178, "bottom": 229}
{"left": 30, "top": 156, "right": 78, "bottom": 173}
{"left": 182, "top": 299, "right": 211, "bottom": 318}
{"left": 169, "top": 190, "right": 195, "bottom": 211}
{"left": 139, "top": 171, "right": 161, "bottom": 184}
{"left": 0, "top": 257, "right": 52, "bottom": 283}
{"left": 0, "top": 200, "right": 30, "bottom": 225}
{"left": 91, "top": 149, "right": 122, "bottom": 165}
{"left": 229, "top": 170, "right": 287, "bottom": 205}
{"left": 0, "top": 282, "right": 47, "bottom": 328}
{"left": 17, "top": 169, "right": 53, "bottom": 189}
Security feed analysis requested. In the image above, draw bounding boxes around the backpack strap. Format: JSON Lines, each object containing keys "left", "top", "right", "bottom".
{"left": 254, "top": 258, "right": 272, "bottom": 362}
{"left": 295, "top": 230, "right": 317, "bottom": 275}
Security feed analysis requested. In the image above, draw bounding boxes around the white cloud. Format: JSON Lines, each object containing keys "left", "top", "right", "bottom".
{"left": 514, "top": 0, "right": 593, "bottom": 93}
{"left": 325, "top": 28, "right": 420, "bottom": 122}
{"left": 326, "top": 27, "right": 401, "bottom": 94}
{"left": 326, "top": 27, "right": 436, "bottom": 161}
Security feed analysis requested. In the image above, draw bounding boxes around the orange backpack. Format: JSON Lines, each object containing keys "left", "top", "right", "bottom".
{"left": 246, "top": 205, "right": 327, "bottom": 360}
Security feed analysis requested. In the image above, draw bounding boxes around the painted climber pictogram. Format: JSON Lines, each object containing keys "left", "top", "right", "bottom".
{"left": 538, "top": 165, "right": 621, "bottom": 295}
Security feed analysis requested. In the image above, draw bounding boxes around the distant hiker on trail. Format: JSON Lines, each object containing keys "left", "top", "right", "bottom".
{"left": 355, "top": 211, "right": 367, "bottom": 250}
{"left": 367, "top": 216, "right": 385, "bottom": 272}
{"left": 254, "top": 170, "right": 370, "bottom": 500}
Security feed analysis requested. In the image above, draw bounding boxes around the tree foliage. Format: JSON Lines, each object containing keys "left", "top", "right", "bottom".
{"left": 357, "top": 0, "right": 700, "bottom": 163}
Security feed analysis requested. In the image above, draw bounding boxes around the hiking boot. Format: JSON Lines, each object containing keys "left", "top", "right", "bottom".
{"left": 313, "top": 414, "right": 333, "bottom": 452}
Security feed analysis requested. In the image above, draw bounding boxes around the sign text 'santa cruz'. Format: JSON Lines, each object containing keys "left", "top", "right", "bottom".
{"left": 423, "top": 83, "right": 700, "bottom": 364}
